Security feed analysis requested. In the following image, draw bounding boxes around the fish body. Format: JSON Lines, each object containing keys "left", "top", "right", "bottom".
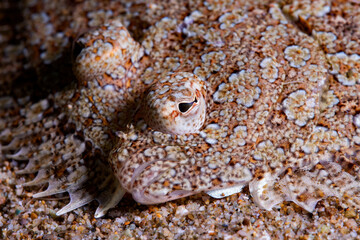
{"left": 1, "top": 0, "right": 359, "bottom": 219}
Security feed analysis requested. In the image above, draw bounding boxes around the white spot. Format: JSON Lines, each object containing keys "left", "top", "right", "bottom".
{"left": 104, "top": 85, "right": 115, "bottom": 91}
{"left": 354, "top": 114, "right": 360, "bottom": 128}
{"left": 284, "top": 45, "right": 311, "bottom": 68}
{"left": 206, "top": 183, "right": 247, "bottom": 199}
{"left": 205, "top": 138, "right": 218, "bottom": 145}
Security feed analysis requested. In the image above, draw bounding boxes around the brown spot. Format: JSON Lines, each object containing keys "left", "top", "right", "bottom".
{"left": 88, "top": 95, "right": 94, "bottom": 104}
{"left": 103, "top": 73, "right": 117, "bottom": 87}
{"left": 126, "top": 79, "right": 132, "bottom": 89}
{"left": 192, "top": 165, "right": 201, "bottom": 175}
{"left": 83, "top": 118, "right": 93, "bottom": 127}
{"left": 125, "top": 60, "right": 132, "bottom": 70}
{"left": 249, "top": 157, "right": 258, "bottom": 164}
{"left": 316, "top": 189, "right": 325, "bottom": 198}
{"left": 55, "top": 167, "right": 65, "bottom": 178}
{"left": 170, "top": 110, "right": 179, "bottom": 119}
{"left": 254, "top": 169, "right": 265, "bottom": 180}
{"left": 228, "top": 158, "right": 237, "bottom": 166}
{"left": 296, "top": 193, "right": 309, "bottom": 203}
{"left": 211, "top": 178, "right": 221, "bottom": 185}
{"left": 315, "top": 164, "right": 324, "bottom": 170}
{"left": 91, "top": 105, "right": 99, "bottom": 114}
{"left": 163, "top": 180, "right": 170, "bottom": 187}
{"left": 30, "top": 212, "right": 38, "bottom": 220}
{"left": 100, "top": 116, "right": 109, "bottom": 126}
{"left": 197, "top": 144, "right": 209, "bottom": 152}
{"left": 242, "top": 218, "right": 250, "bottom": 226}
{"left": 298, "top": 15, "right": 313, "bottom": 35}
{"left": 71, "top": 92, "right": 81, "bottom": 102}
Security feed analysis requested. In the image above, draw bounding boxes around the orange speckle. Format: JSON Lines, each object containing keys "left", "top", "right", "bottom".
{"left": 78, "top": 226, "right": 86, "bottom": 233}
{"left": 170, "top": 110, "right": 179, "bottom": 119}
{"left": 148, "top": 206, "right": 159, "bottom": 213}
{"left": 126, "top": 79, "right": 131, "bottom": 88}
{"left": 209, "top": 232, "right": 216, "bottom": 236}
{"left": 163, "top": 180, "right": 170, "bottom": 187}
{"left": 88, "top": 95, "right": 94, "bottom": 103}
{"left": 30, "top": 212, "right": 38, "bottom": 220}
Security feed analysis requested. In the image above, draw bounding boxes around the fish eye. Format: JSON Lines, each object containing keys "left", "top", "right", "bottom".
{"left": 178, "top": 97, "right": 198, "bottom": 113}
{"left": 142, "top": 72, "right": 206, "bottom": 135}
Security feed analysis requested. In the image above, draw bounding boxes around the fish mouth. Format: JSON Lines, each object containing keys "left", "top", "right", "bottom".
{"left": 129, "top": 158, "right": 197, "bottom": 205}
{"left": 132, "top": 186, "right": 197, "bottom": 205}
{"left": 129, "top": 157, "right": 254, "bottom": 205}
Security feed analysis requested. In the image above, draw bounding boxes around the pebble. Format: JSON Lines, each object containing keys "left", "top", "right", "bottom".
{"left": 175, "top": 205, "right": 189, "bottom": 217}
{"left": 345, "top": 208, "right": 357, "bottom": 218}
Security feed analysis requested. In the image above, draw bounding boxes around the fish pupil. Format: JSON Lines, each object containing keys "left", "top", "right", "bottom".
{"left": 178, "top": 97, "right": 198, "bottom": 113}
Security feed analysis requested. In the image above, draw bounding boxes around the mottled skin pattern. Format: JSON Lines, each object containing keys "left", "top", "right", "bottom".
{"left": 1, "top": 0, "right": 359, "bottom": 219}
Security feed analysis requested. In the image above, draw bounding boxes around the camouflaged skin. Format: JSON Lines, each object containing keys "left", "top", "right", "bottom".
{"left": 0, "top": 0, "right": 359, "bottom": 218}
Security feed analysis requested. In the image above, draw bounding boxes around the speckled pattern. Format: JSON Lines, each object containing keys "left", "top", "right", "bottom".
{"left": 1, "top": 0, "right": 360, "bottom": 239}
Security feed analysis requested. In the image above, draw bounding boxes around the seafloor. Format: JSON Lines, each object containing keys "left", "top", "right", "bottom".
{"left": 1, "top": 0, "right": 360, "bottom": 239}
